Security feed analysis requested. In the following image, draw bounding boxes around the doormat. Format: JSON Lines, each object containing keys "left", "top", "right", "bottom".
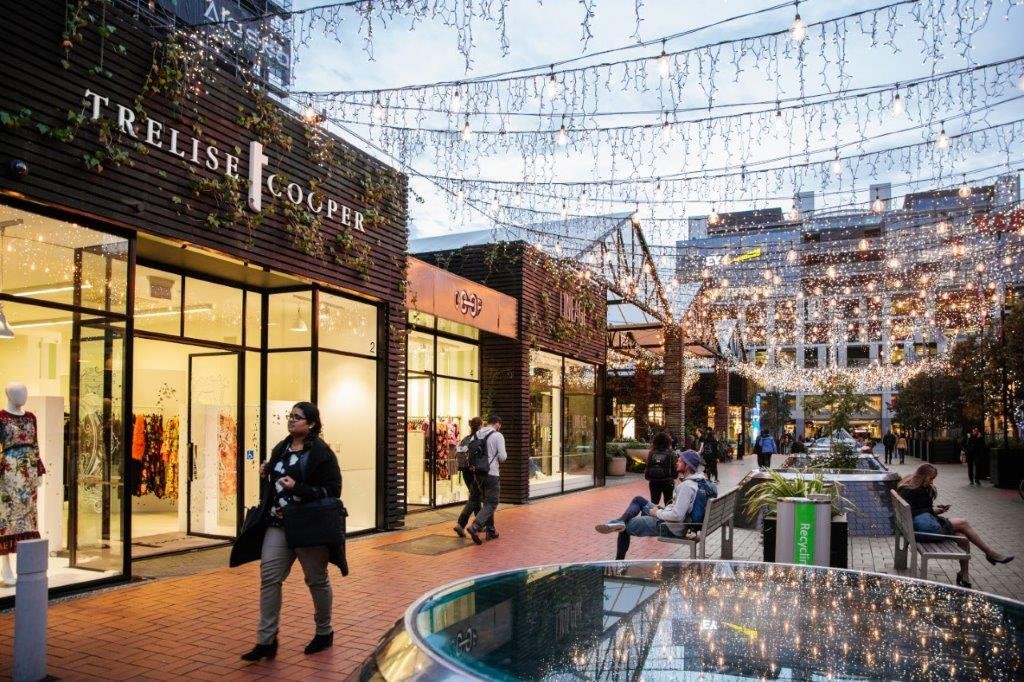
{"left": 376, "top": 534, "right": 473, "bottom": 556}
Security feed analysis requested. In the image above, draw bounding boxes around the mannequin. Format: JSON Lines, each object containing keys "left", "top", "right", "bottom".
{"left": 0, "top": 382, "right": 46, "bottom": 586}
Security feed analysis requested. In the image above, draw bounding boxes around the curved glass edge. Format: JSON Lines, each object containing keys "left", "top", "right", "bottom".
{"left": 393, "top": 557, "right": 1024, "bottom": 679}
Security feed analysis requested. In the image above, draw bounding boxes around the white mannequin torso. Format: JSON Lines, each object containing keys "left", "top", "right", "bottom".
{"left": 4, "top": 381, "right": 27, "bottom": 416}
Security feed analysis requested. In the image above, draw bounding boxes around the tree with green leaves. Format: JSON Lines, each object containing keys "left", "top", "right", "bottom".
{"left": 804, "top": 371, "right": 871, "bottom": 444}
{"left": 759, "top": 389, "right": 791, "bottom": 438}
{"left": 892, "top": 371, "right": 962, "bottom": 436}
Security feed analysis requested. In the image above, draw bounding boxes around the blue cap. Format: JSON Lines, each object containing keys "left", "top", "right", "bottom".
{"left": 680, "top": 449, "right": 702, "bottom": 472}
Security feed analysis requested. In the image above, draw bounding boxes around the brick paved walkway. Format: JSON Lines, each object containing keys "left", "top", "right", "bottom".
{"left": 1, "top": 456, "right": 1020, "bottom": 680}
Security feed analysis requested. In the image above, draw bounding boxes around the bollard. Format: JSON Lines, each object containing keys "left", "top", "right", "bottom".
{"left": 13, "top": 538, "right": 48, "bottom": 682}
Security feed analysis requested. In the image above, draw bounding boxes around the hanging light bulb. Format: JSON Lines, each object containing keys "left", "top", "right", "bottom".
{"left": 887, "top": 256, "right": 900, "bottom": 269}
{"left": 871, "top": 192, "right": 885, "bottom": 213}
{"left": 513, "top": 190, "right": 523, "bottom": 206}
{"left": 708, "top": 206, "right": 720, "bottom": 225}
{"left": 830, "top": 152, "right": 843, "bottom": 176}
{"left": 456, "top": 189, "right": 465, "bottom": 205}
{"left": 560, "top": 202, "right": 569, "bottom": 220}
{"left": 936, "top": 220, "right": 949, "bottom": 235}
{"left": 790, "top": 2, "right": 807, "bottom": 42}
{"left": 787, "top": 202, "right": 800, "bottom": 221}
{"left": 450, "top": 88, "right": 462, "bottom": 113}
{"left": 579, "top": 190, "right": 589, "bottom": 210}
{"left": 936, "top": 123, "right": 949, "bottom": 149}
{"left": 653, "top": 179, "right": 664, "bottom": 202}
{"left": 660, "top": 113, "right": 673, "bottom": 143}
{"left": 489, "top": 194, "right": 499, "bottom": 213}
{"left": 658, "top": 41, "right": 671, "bottom": 78}
{"left": 461, "top": 118, "right": 473, "bottom": 142}
{"left": 302, "top": 106, "right": 320, "bottom": 124}
{"left": 891, "top": 90, "right": 904, "bottom": 118}
{"left": 289, "top": 306, "right": 308, "bottom": 333}
{"left": 556, "top": 118, "right": 568, "bottom": 146}
{"left": 957, "top": 179, "right": 972, "bottom": 198}
{"left": 858, "top": 238, "right": 869, "bottom": 251}
{"left": 787, "top": 249, "right": 797, "bottom": 263}
{"left": 545, "top": 70, "right": 560, "bottom": 99}
{"left": 371, "top": 99, "right": 385, "bottom": 123}
{"left": 826, "top": 265, "right": 837, "bottom": 278}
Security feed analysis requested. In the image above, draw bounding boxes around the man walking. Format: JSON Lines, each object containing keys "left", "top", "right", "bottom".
{"left": 756, "top": 432, "right": 777, "bottom": 468}
{"left": 961, "top": 426, "right": 987, "bottom": 486}
{"left": 464, "top": 415, "right": 507, "bottom": 545}
{"left": 882, "top": 428, "right": 897, "bottom": 465}
{"left": 454, "top": 417, "right": 496, "bottom": 539}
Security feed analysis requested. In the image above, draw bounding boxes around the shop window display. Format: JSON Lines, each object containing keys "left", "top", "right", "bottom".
{"left": 183, "top": 277, "right": 243, "bottom": 345}
{"left": 0, "top": 206, "right": 128, "bottom": 598}
{"left": 318, "top": 292, "right": 377, "bottom": 357}
{"left": 563, "top": 359, "right": 596, "bottom": 492}
{"left": 134, "top": 265, "right": 183, "bottom": 336}
{"left": 267, "top": 291, "right": 312, "bottom": 349}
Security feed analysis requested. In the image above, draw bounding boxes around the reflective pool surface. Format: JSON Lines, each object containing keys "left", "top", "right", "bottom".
{"left": 359, "top": 561, "right": 1024, "bottom": 681}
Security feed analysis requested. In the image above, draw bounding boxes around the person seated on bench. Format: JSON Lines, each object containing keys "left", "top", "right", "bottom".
{"left": 595, "top": 450, "right": 716, "bottom": 560}
{"left": 898, "top": 463, "right": 1013, "bottom": 587}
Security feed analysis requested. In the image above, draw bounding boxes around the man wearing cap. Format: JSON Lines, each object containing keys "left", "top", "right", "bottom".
{"left": 464, "top": 414, "right": 507, "bottom": 545}
{"left": 595, "top": 449, "right": 714, "bottom": 560}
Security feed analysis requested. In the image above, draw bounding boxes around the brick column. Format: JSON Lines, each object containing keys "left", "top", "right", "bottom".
{"left": 663, "top": 324, "right": 686, "bottom": 439}
{"left": 714, "top": 360, "right": 730, "bottom": 436}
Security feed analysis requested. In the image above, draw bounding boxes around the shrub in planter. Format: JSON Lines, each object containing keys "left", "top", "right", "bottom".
{"left": 605, "top": 443, "right": 628, "bottom": 477}
{"left": 989, "top": 446, "right": 1024, "bottom": 489}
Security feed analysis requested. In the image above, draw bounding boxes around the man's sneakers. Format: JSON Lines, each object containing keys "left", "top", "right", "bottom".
{"left": 466, "top": 525, "right": 483, "bottom": 545}
{"left": 453, "top": 525, "right": 467, "bottom": 538}
{"left": 595, "top": 520, "right": 626, "bottom": 534}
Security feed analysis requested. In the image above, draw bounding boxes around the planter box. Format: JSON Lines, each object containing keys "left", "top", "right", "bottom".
{"left": 762, "top": 515, "right": 849, "bottom": 569}
{"left": 626, "top": 448, "right": 649, "bottom": 461}
{"left": 989, "top": 447, "right": 1024, "bottom": 489}
{"left": 606, "top": 456, "right": 627, "bottom": 477}
{"left": 927, "top": 439, "right": 960, "bottom": 464}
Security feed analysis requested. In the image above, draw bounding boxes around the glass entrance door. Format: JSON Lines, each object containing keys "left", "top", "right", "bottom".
{"left": 187, "top": 352, "right": 239, "bottom": 537}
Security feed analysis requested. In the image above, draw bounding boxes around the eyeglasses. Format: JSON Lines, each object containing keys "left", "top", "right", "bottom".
{"left": 287, "top": 414, "right": 307, "bottom": 422}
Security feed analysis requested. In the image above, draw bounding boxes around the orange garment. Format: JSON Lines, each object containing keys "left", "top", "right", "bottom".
{"left": 131, "top": 415, "right": 145, "bottom": 461}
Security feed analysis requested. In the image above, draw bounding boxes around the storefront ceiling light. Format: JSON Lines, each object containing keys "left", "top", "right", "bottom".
{"left": 11, "top": 304, "right": 213, "bottom": 330}
{"left": 10, "top": 282, "right": 94, "bottom": 297}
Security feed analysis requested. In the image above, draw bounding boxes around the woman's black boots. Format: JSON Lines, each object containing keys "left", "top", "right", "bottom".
{"left": 240, "top": 638, "right": 278, "bottom": 661}
{"left": 305, "top": 631, "right": 334, "bottom": 655}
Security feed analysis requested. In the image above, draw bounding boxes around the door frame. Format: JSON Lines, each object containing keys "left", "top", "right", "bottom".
{"left": 186, "top": 349, "right": 242, "bottom": 540}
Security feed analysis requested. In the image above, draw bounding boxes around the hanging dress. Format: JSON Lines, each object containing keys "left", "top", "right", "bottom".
{"left": 161, "top": 416, "right": 180, "bottom": 501}
{"left": 0, "top": 410, "right": 46, "bottom": 555}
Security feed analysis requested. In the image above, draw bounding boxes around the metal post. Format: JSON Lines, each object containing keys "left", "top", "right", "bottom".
{"left": 14, "top": 538, "right": 48, "bottom": 682}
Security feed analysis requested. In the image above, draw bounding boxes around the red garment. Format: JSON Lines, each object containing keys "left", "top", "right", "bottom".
{"left": 131, "top": 415, "right": 145, "bottom": 462}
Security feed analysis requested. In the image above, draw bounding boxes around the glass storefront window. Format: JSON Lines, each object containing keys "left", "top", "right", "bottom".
{"left": 243, "top": 351, "right": 261, "bottom": 509}
{"left": 436, "top": 336, "right": 478, "bottom": 379}
{"left": 563, "top": 358, "right": 596, "bottom": 493}
{"left": 529, "top": 351, "right": 563, "bottom": 499}
{"left": 409, "top": 310, "right": 435, "bottom": 327}
{"left": 267, "top": 292, "right": 312, "bottom": 349}
{"left": 245, "top": 290, "right": 262, "bottom": 349}
{"left": 435, "top": 378, "right": 478, "bottom": 505}
{"left": 183, "top": 276, "right": 243, "bottom": 345}
{"left": 318, "top": 352, "right": 377, "bottom": 532}
{"left": 0, "top": 205, "right": 128, "bottom": 314}
{"left": 406, "top": 373, "right": 432, "bottom": 508}
{"left": 408, "top": 331, "right": 435, "bottom": 373}
{"left": 266, "top": 351, "right": 311, "bottom": 454}
{"left": 318, "top": 292, "right": 377, "bottom": 357}
{"left": 437, "top": 317, "right": 480, "bottom": 340}
{"left": 134, "top": 265, "right": 182, "bottom": 336}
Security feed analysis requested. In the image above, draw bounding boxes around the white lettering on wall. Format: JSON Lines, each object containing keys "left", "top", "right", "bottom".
{"left": 247, "top": 141, "right": 269, "bottom": 211}
{"left": 116, "top": 105, "right": 136, "bottom": 137}
{"left": 145, "top": 119, "right": 163, "bottom": 148}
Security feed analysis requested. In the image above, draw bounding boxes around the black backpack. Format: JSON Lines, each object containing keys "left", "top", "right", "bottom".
{"left": 645, "top": 449, "right": 675, "bottom": 481}
{"left": 467, "top": 431, "right": 495, "bottom": 476}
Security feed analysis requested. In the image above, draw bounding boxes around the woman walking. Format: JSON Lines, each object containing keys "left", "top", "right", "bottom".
{"left": 644, "top": 432, "right": 678, "bottom": 505}
{"left": 230, "top": 402, "right": 347, "bottom": 661}
{"left": 897, "top": 463, "right": 1013, "bottom": 588}
{"left": 895, "top": 432, "right": 909, "bottom": 464}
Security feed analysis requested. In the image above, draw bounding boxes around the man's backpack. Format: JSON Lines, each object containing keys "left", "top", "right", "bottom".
{"left": 645, "top": 449, "right": 675, "bottom": 481}
{"left": 455, "top": 438, "right": 472, "bottom": 472}
{"left": 760, "top": 435, "right": 777, "bottom": 454}
{"left": 687, "top": 479, "right": 718, "bottom": 524}
{"left": 467, "top": 431, "right": 495, "bottom": 476}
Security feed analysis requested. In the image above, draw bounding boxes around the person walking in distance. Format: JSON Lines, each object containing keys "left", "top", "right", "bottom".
{"left": 896, "top": 431, "right": 909, "bottom": 465}
{"left": 644, "top": 432, "right": 678, "bottom": 505}
{"left": 756, "top": 431, "right": 777, "bottom": 468}
{"left": 453, "top": 417, "right": 497, "bottom": 539}
{"left": 882, "top": 428, "right": 897, "bottom": 465}
{"left": 700, "top": 430, "right": 720, "bottom": 483}
{"left": 465, "top": 415, "right": 507, "bottom": 545}
{"left": 961, "top": 426, "right": 987, "bottom": 487}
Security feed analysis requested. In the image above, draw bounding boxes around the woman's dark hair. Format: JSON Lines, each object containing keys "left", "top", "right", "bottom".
{"left": 705, "top": 430, "right": 717, "bottom": 442}
{"left": 652, "top": 432, "right": 672, "bottom": 451}
{"left": 292, "top": 401, "right": 323, "bottom": 439}
{"left": 469, "top": 416, "right": 483, "bottom": 432}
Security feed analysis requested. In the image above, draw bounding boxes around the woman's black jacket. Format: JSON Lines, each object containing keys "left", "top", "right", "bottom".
{"left": 229, "top": 436, "right": 348, "bottom": 575}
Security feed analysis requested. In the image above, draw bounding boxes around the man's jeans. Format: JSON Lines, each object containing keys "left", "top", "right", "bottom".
{"left": 616, "top": 495, "right": 663, "bottom": 560}
{"left": 457, "top": 471, "right": 495, "bottom": 531}
{"left": 471, "top": 475, "right": 500, "bottom": 533}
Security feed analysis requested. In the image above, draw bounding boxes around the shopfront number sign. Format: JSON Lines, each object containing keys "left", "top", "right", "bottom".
{"left": 455, "top": 290, "right": 483, "bottom": 318}
{"left": 793, "top": 501, "right": 816, "bottom": 565}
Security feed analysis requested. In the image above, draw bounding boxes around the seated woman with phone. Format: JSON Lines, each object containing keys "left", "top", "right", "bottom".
{"left": 897, "top": 463, "right": 1013, "bottom": 588}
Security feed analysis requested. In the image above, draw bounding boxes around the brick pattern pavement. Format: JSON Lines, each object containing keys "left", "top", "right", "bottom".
{"left": 0, "top": 455, "right": 1020, "bottom": 680}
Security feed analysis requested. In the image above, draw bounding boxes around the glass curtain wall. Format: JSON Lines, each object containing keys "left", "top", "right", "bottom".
{"left": 529, "top": 351, "right": 597, "bottom": 498}
{"left": 0, "top": 204, "right": 128, "bottom": 599}
{"left": 405, "top": 312, "right": 480, "bottom": 510}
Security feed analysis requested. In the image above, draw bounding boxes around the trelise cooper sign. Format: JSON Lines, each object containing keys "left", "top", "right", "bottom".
{"left": 83, "top": 88, "right": 366, "bottom": 231}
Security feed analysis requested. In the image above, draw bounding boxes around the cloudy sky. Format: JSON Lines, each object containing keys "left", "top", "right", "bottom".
{"left": 287, "top": 0, "right": 1024, "bottom": 244}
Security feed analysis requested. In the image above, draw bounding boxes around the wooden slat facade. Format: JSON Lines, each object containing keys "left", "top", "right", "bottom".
{"left": 0, "top": 3, "right": 409, "bottom": 529}
{"left": 419, "top": 243, "right": 607, "bottom": 503}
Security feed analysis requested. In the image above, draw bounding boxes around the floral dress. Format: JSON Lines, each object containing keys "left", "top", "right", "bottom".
{"left": 0, "top": 410, "right": 46, "bottom": 555}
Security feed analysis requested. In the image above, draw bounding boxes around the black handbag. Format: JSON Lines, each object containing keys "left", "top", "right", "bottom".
{"left": 241, "top": 505, "right": 264, "bottom": 534}
{"left": 282, "top": 497, "right": 347, "bottom": 548}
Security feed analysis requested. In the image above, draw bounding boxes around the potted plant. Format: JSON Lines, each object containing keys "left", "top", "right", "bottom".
{"left": 743, "top": 470, "right": 854, "bottom": 568}
{"left": 605, "top": 443, "right": 628, "bottom": 477}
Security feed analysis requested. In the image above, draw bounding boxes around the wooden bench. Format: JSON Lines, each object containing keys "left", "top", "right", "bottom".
{"left": 657, "top": 487, "right": 738, "bottom": 559}
{"left": 890, "top": 489, "right": 970, "bottom": 580}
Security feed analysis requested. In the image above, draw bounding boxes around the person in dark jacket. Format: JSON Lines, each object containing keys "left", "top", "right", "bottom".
{"left": 961, "top": 426, "right": 987, "bottom": 486}
{"left": 454, "top": 417, "right": 497, "bottom": 539}
{"left": 882, "top": 429, "right": 897, "bottom": 465}
{"left": 644, "top": 432, "right": 678, "bottom": 505}
{"left": 897, "top": 463, "right": 1013, "bottom": 588}
{"left": 791, "top": 435, "right": 807, "bottom": 454}
{"left": 231, "top": 402, "right": 346, "bottom": 661}
{"left": 699, "top": 430, "right": 720, "bottom": 483}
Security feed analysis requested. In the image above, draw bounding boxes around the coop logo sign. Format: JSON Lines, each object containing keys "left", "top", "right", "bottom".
{"left": 455, "top": 290, "right": 484, "bottom": 318}
{"left": 82, "top": 88, "right": 365, "bottom": 231}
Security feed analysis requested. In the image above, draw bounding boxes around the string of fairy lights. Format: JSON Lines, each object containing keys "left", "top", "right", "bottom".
{"left": 129, "top": 0, "right": 1024, "bottom": 390}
